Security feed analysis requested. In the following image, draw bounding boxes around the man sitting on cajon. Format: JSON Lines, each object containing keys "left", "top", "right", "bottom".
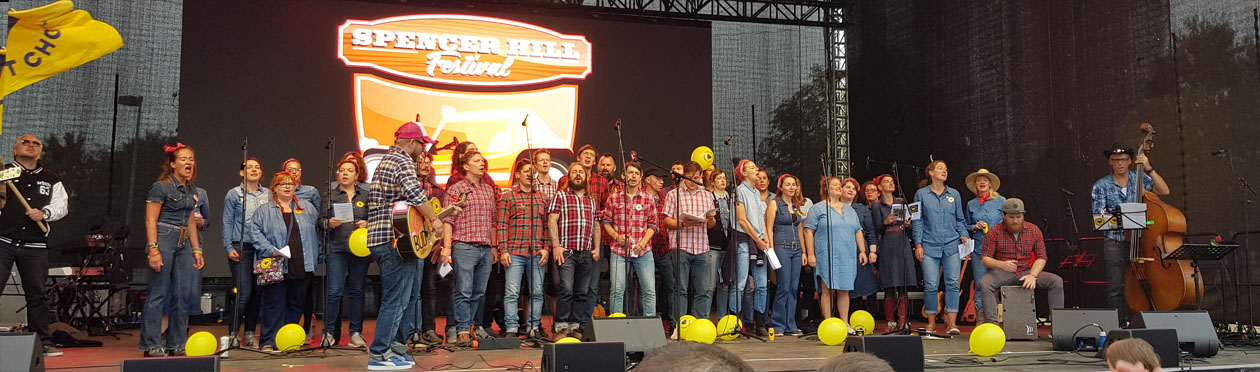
{"left": 978, "top": 198, "right": 1065, "bottom": 324}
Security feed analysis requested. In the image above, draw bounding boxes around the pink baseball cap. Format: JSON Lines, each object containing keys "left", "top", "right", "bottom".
{"left": 395, "top": 121, "right": 436, "bottom": 144}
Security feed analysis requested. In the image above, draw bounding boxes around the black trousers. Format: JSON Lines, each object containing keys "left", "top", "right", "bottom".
{"left": 0, "top": 240, "right": 52, "bottom": 346}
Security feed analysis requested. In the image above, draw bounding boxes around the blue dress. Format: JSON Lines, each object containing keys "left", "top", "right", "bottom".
{"left": 850, "top": 203, "right": 880, "bottom": 297}
{"left": 805, "top": 202, "right": 861, "bottom": 291}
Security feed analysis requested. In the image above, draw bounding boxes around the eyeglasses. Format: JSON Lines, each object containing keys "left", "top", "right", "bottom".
{"left": 276, "top": 182, "right": 296, "bottom": 187}
{"left": 19, "top": 139, "right": 41, "bottom": 147}
{"left": 285, "top": 168, "right": 302, "bottom": 172}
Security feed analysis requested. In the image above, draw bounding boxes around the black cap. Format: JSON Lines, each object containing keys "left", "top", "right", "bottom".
{"left": 1105, "top": 143, "right": 1134, "bottom": 157}
{"left": 643, "top": 166, "right": 669, "bottom": 179}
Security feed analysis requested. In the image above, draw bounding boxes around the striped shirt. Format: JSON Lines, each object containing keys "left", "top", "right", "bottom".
{"left": 548, "top": 190, "right": 598, "bottom": 252}
{"left": 366, "top": 147, "right": 430, "bottom": 247}
{"left": 662, "top": 185, "right": 715, "bottom": 255}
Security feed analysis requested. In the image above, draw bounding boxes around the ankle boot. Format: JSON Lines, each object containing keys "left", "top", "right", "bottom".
{"left": 754, "top": 311, "right": 769, "bottom": 336}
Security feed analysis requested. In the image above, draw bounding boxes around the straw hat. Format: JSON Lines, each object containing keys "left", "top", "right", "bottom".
{"left": 965, "top": 169, "right": 1001, "bottom": 195}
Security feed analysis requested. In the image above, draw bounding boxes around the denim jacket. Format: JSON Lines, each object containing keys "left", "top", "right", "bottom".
{"left": 222, "top": 185, "right": 270, "bottom": 252}
{"left": 250, "top": 198, "right": 320, "bottom": 273}
{"left": 966, "top": 195, "right": 1006, "bottom": 241}
{"left": 911, "top": 186, "right": 969, "bottom": 252}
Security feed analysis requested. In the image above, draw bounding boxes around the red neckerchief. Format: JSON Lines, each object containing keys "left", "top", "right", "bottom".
{"left": 977, "top": 192, "right": 993, "bottom": 205}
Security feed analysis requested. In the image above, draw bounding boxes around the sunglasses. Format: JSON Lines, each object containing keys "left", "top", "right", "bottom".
{"left": 20, "top": 139, "right": 42, "bottom": 147}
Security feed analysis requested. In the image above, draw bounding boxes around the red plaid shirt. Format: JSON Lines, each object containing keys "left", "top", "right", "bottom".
{"left": 981, "top": 221, "right": 1046, "bottom": 274}
{"left": 497, "top": 185, "right": 549, "bottom": 256}
{"left": 536, "top": 177, "right": 558, "bottom": 202}
{"left": 600, "top": 190, "right": 659, "bottom": 258}
{"left": 650, "top": 189, "right": 671, "bottom": 254}
{"left": 560, "top": 174, "right": 612, "bottom": 211}
{"left": 662, "top": 185, "right": 715, "bottom": 255}
{"left": 443, "top": 177, "right": 499, "bottom": 246}
{"left": 548, "top": 190, "right": 598, "bottom": 251}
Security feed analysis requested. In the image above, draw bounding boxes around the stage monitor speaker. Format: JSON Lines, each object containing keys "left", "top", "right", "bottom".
{"left": 1131, "top": 311, "right": 1220, "bottom": 357}
{"left": 0, "top": 332, "right": 43, "bottom": 372}
{"left": 842, "top": 335, "right": 924, "bottom": 372}
{"left": 542, "top": 341, "right": 625, "bottom": 372}
{"left": 1102, "top": 329, "right": 1179, "bottom": 368}
{"left": 120, "top": 356, "right": 220, "bottom": 372}
{"left": 584, "top": 316, "right": 666, "bottom": 358}
{"left": 1051, "top": 308, "right": 1120, "bottom": 351}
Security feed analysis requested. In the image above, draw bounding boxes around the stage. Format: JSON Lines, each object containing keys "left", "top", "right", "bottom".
{"left": 34, "top": 319, "right": 1260, "bottom": 372}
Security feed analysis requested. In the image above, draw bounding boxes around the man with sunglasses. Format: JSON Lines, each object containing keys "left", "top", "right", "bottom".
{"left": 1090, "top": 143, "right": 1169, "bottom": 324}
{"left": 0, "top": 134, "right": 69, "bottom": 357}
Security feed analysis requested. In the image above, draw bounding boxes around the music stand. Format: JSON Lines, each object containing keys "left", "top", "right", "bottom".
{"left": 1164, "top": 243, "right": 1238, "bottom": 311}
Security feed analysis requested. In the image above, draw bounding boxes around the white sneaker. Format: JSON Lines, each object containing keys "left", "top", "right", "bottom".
{"left": 670, "top": 327, "right": 679, "bottom": 340}
{"left": 349, "top": 332, "right": 367, "bottom": 348}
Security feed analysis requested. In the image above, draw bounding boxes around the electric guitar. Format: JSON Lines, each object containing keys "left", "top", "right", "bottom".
{"left": 392, "top": 191, "right": 468, "bottom": 260}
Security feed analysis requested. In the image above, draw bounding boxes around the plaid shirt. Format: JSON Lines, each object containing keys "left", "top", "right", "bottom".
{"left": 981, "top": 221, "right": 1047, "bottom": 275}
{"left": 650, "top": 189, "right": 672, "bottom": 254}
{"left": 536, "top": 177, "right": 558, "bottom": 202}
{"left": 662, "top": 185, "right": 715, "bottom": 255}
{"left": 367, "top": 147, "right": 430, "bottom": 247}
{"left": 560, "top": 173, "right": 612, "bottom": 211}
{"left": 1091, "top": 171, "right": 1153, "bottom": 242}
{"left": 600, "top": 190, "right": 660, "bottom": 258}
{"left": 497, "top": 185, "right": 549, "bottom": 256}
{"left": 548, "top": 190, "right": 598, "bottom": 251}
{"left": 444, "top": 177, "right": 499, "bottom": 246}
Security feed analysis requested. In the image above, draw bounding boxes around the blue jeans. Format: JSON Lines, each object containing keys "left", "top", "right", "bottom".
{"left": 921, "top": 246, "right": 962, "bottom": 314}
{"left": 228, "top": 243, "right": 261, "bottom": 336}
{"left": 772, "top": 247, "right": 802, "bottom": 332}
{"left": 728, "top": 242, "right": 768, "bottom": 314}
{"left": 505, "top": 253, "right": 546, "bottom": 332}
{"left": 400, "top": 260, "right": 423, "bottom": 341}
{"left": 610, "top": 252, "right": 656, "bottom": 316}
{"left": 653, "top": 251, "right": 678, "bottom": 327}
{"left": 971, "top": 250, "right": 987, "bottom": 312}
{"left": 139, "top": 224, "right": 195, "bottom": 351}
{"left": 368, "top": 243, "right": 417, "bottom": 356}
{"left": 585, "top": 244, "right": 608, "bottom": 327}
{"left": 259, "top": 275, "right": 310, "bottom": 349}
{"left": 675, "top": 250, "right": 716, "bottom": 321}
{"left": 324, "top": 251, "right": 370, "bottom": 337}
{"left": 556, "top": 250, "right": 594, "bottom": 331}
{"left": 712, "top": 248, "right": 728, "bottom": 318}
{"left": 452, "top": 242, "right": 492, "bottom": 334}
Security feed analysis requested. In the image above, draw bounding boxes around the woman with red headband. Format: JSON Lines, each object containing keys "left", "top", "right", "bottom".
{"left": 730, "top": 160, "right": 769, "bottom": 332}
{"left": 765, "top": 174, "right": 807, "bottom": 336}
{"left": 872, "top": 174, "right": 915, "bottom": 330}
{"left": 139, "top": 144, "right": 204, "bottom": 357}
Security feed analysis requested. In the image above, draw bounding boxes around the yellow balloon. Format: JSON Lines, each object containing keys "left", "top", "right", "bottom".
{"left": 818, "top": 317, "right": 848, "bottom": 346}
{"left": 349, "top": 228, "right": 370, "bottom": 257}
{"left": 850, "top": 310, "right": 876, "bottom": 335}
{"left": 276, "top": 323, "right": 306, "bottom": 351}
{"left": 679, "top": 315, "right": 697, "bottom": 339}
{"left": 185, "top": 331, "right": 218, "bottom": 356}
{"left": 691, "top": 146, "right": 714, "bottom": 170}
{"left": 557, "top": 337, "right": 582, "bottom": 344}
{"left": 716, "top": 315, "right": 743, "bottom": 341}
{"left": 686, "top": 319, "right": 717, "bottom": 344}
{"left": 970, "top": 323, "right": 1006, "bottom": 357}
{"left": 609, "top": 312, "right": 626, "bottom": 318}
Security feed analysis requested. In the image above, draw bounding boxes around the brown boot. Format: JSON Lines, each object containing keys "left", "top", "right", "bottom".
{"left": 896, "top": 296, "right": 909, "bottom": 329}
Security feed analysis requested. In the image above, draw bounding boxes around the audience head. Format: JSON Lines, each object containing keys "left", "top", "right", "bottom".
{"left": 635, "top": 342, "right": 754, "bottom": 372}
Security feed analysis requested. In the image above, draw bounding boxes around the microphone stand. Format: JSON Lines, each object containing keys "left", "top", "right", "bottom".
{"left": 317, "top": 136, "right": 335, "bottom": 348}
{"left": 1221, "top": 149, "right": 1257, "bottom": 335}
{"left": 520, "top": 116, "right": 551, "bottom": 346}
{"left": 219, "top": 138, "right": 272, "bottom": 358}
{"left": 1058, "top": 188, "right": 1083, "bottom": 308}
{"left": 613, "top": 119, "right": 635, "bottom": 316}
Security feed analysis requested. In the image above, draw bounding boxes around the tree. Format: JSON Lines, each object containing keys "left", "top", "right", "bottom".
{"left": 758, "top": 66, "right": 831, "bottom": 200}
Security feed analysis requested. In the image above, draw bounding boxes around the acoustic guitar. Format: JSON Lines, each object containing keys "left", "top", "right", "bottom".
{"left": 393, "top": 192, "right": 468, "bottom": 260}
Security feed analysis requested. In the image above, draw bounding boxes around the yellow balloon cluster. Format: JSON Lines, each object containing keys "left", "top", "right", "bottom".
{"left": 970, "top": 323, "right": 1006, "bottom": 356}
{"left": 685, "top": 318, "right": 717, "bottom": 344}
{"left": 850, "top": 310, "right": 875, "bottom": 335}
{"left": 817, "top": 317, "right": 848, "bottom": 346}
{"left": 185, "top": 331, "right": 217, "bottom": 356}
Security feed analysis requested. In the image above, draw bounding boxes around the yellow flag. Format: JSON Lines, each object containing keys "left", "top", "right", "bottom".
{"left": 2, "top": 0, "right": 123, "bottom": 95}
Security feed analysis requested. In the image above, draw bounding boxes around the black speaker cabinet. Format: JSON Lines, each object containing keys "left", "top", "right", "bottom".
{"left": 843, "top": 335, "right": 924, "bottom": 372}
{"left": 542, "top": 341, "right": 626, "bottom": 372}
{"left": 120, "top": 356, "right": 220, "bottom": 372}
{"left": 1131, "top": 311, "right": 1220, "bottom": 357}
{"left": 0, "top": 332, "right": 43, "bottom": 372}
{"left": 1051, "top": 308, "right": 1120, "bottom": 351}
{"left": 1102, "top": 329, "right": 1179, "bottom": 368}
{"left": 584, "top": 316, "right": 666, "bottom": 357}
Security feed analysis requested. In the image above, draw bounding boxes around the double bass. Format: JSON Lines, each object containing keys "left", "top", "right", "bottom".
{"left": 1123, "top": 123, "right": 1200, "bottom": 311}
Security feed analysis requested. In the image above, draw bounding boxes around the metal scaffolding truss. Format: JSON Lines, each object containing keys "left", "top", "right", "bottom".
{"left": 824, "top": 6, "right": 849, "bottom": 178}
{"left": 407, "top": 0, "right": 849, "bottom": 28}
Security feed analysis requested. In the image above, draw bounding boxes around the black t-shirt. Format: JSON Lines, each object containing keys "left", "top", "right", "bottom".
{"left": 284, "top": 212, "right": 305, "bottom": 279}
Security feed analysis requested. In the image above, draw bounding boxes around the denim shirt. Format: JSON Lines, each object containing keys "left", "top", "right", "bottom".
{"left": 250, "top": 198, "right": 321, "bottom": 273}
{"left": 296, "top": 184, "right": 322, "bottom": 212}
{"left": 911, "top": 186, "right": 969, "bottom": 252}
{"left": 319, "top": 183, "right": 370, "bottom": 254}
{"left": 771, "top": 198, "right": 804, "bottom": 249}
{"left": 734, "top": 181, "right": 767, "bottom": 238}
{"left": 852, "top": 202, "right": 877, "bottom": 248}
{"left": 195, "top": 187, "right": 211, "bottom": 243}
{"left": 966, "top": 195, "right": 1006, "bottom": 241}
{"left": 1091, "top": 172, "right": 1153, "bottom": 242}
{"left": 222, "top": 185, "right": 271, "bottom": 251}
{"left": 146, "top": 176, "right": 201, "bottom": 227}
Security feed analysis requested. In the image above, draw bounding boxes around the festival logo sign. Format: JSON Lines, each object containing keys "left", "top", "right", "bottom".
{"left": 338, "top": 14, "right": 592, "bottom": 86}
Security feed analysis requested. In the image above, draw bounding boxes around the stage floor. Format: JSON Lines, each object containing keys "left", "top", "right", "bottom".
{"left": 38, "top": 319, "right": 1260, "bottom": 372}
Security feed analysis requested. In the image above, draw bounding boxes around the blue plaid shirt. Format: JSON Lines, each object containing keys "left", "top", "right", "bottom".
{"left": 366, "top": 147, "right": 431, "bottom": 247}
{"left": 1091, "top": 171, "right": 1153, "bottom": 242}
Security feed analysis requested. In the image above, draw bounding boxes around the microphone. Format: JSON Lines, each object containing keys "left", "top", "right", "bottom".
{"left": 614, "top": 119, "right": 621, "bottom": 131}
{"left": 242, "top": 137, "right": 248, "bottom": 151}
{"left": 865, "top": 156, "right": 870, "bottom": 170}
{"left": 1210, "top": 149, "right": 1227, "bottom": 157}
{"left": 325, "top": 137, "right": 334, "bottom": 150}
{"left": 521, "top": 114, "right": 529, "bottom": 127}
{"left": 1059, "top": 187, "right": 1075, "bottom": 196}
{"left": 724, "top": 136, "right": 733, "bottom": 146}
{"left": 630, "top": 150, "right": 638, "bottom": 162}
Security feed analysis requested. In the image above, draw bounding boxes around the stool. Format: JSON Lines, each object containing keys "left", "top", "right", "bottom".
{"left": 999, "top": 286, "right": 1037, "bottom": 340}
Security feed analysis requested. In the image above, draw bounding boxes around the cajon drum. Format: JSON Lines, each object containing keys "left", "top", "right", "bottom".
{"left": 1000, "top": 286, "right": 1037, "bottom": 340}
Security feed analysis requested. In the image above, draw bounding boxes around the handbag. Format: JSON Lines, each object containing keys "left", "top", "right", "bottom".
{"left": 254, "top": 211, "right": 296, "bottom": 286}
